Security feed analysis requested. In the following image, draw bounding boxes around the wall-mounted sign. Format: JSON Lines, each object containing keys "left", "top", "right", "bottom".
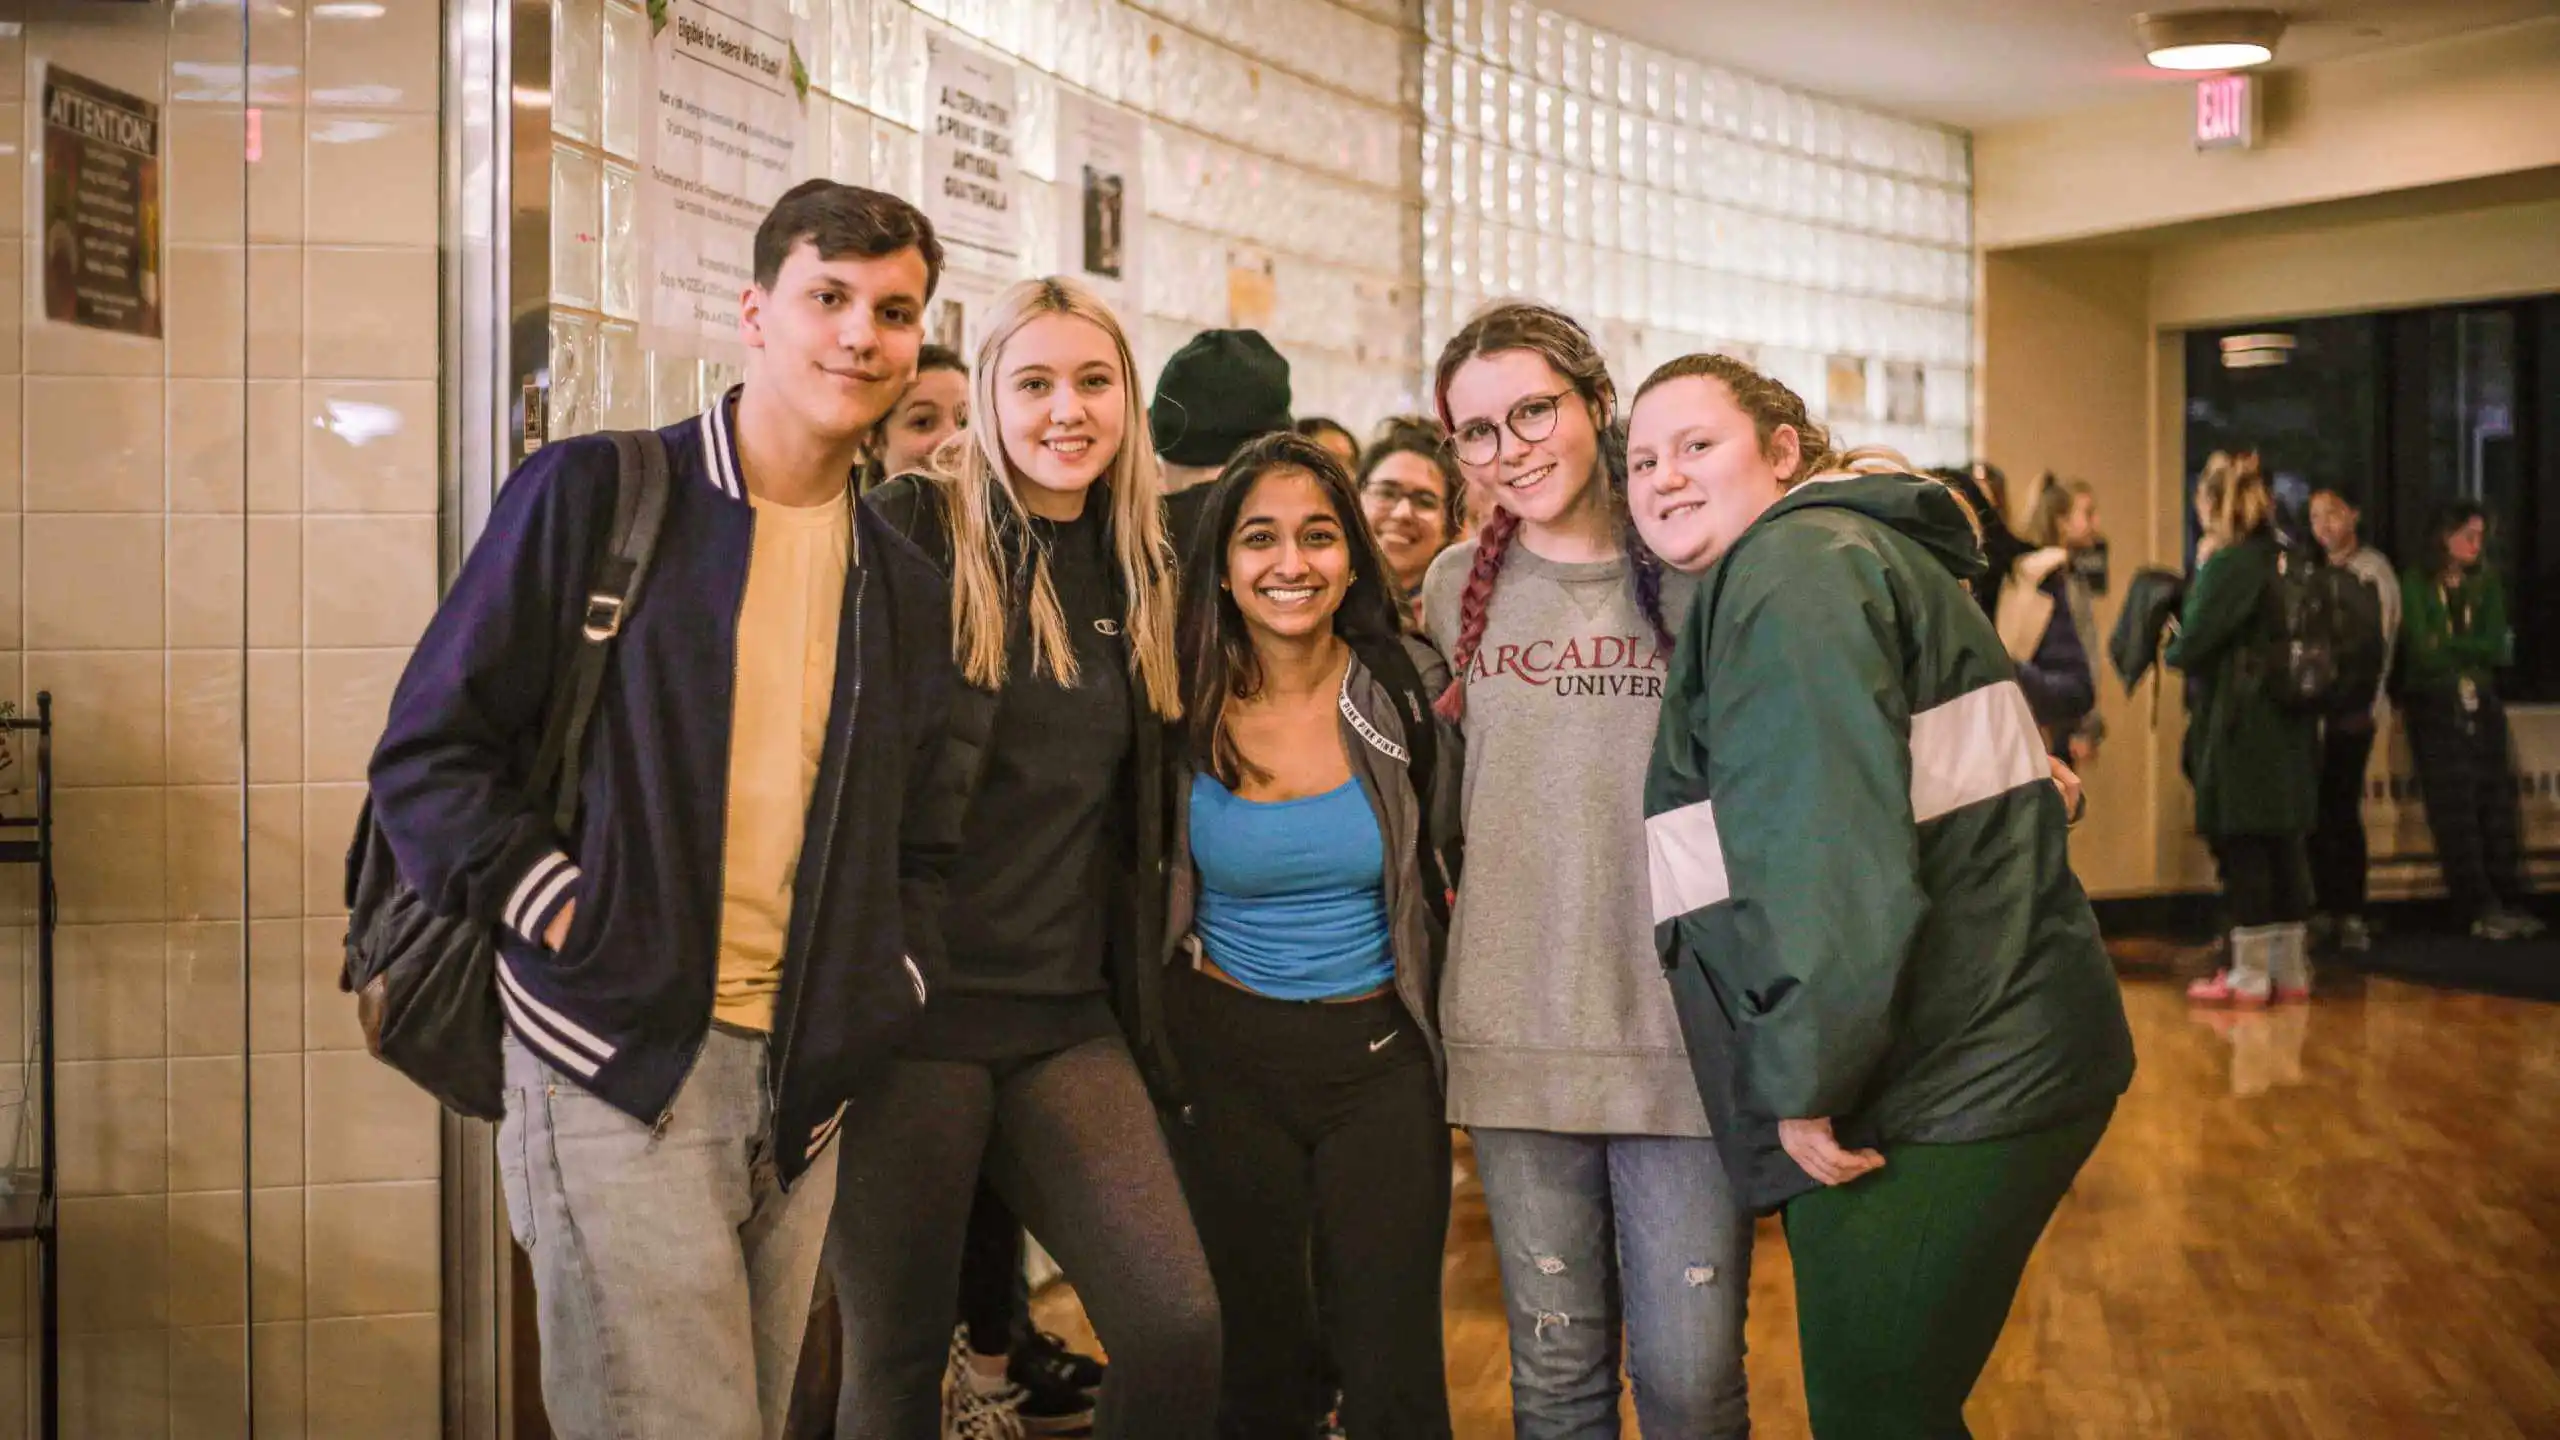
{"left": 41, "top": 66, "right": 162, "bottom": 338}
{"left": 2194, "top": 73, "right": 2257, "bottom": 151}
{"left": 924, "top": 30, "right": 1021, "bottom": 279}
{"left": 1056, "top": 92, "right": 1142, "bottom": 307}
{"left": 1884, "top": 360, "right": 1926, "bottom": 427}
{"left": 1825, "top": 355, "right": 1870, "bottom": 420}
{"left": 1226, "top": 246, "right": 1275, "bottom": 329}
{"left": 640, "top": 0, "right": 806, "bottom": 358}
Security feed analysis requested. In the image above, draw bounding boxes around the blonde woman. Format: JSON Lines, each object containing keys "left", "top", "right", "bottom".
{"left": 2025, "top": 474, "right": 2107, "bottom": 765}
{"left": 829, "top": 276, "right": 1219, "bottom": 1440}
{"left": 1629, "top": 353, "right": 2132, "bottom": 1436}
{"left": 2173, "top": 452, "right": 2321, "bottom": 1004}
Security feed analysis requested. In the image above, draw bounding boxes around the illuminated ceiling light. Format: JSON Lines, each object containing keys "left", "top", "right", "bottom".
{"left": 2137, "top": 8, "right": 2286, "bottom": 71}
{"left": 2219, "top": 332, "right": 2297, "bottom": 369}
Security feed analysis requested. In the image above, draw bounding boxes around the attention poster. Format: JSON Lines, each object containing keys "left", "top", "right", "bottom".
{"left": 41, "top": 67, "right": 163, "bottom": 338}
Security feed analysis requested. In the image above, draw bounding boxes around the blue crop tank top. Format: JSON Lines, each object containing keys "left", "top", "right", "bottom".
{"left": 1188, "top": 774, "right": 1394, "bottom": 1001}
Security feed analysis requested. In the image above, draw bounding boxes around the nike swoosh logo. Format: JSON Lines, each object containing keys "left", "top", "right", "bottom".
{"left": 1368, "top": 1033, "right": 1398, "bottom": 1052}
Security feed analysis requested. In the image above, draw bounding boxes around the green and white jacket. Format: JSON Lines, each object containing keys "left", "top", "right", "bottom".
{"left": 1643, "top": 474, "right": 2135, "bottom": 1213}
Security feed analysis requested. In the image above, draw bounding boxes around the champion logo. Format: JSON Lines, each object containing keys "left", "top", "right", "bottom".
{"left": 1094, "top": 618, "right": 1121, "bottom": 636}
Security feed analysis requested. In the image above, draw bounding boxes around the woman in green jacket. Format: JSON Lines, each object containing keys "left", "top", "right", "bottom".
{"left": 1630, "top": 353, "right": 2133, "bottom": 1438}
{"left": 2396, "top": 501, "right": 2544, "bottom": 941}
{"left": 2171, "top": 453, "right": 2322, "bottom": 1004}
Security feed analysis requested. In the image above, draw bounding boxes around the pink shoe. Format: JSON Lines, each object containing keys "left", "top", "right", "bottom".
{"left": 2272, "top": 984, "right": 2312, "bottom": 1005}
{"left": 2187, "top": 970, "right": 2271, "bottom": 1007}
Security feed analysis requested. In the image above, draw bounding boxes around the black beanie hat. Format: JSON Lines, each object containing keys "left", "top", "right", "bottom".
{"left": 1149, "top": 329, "right": 1292, "bottom": 468}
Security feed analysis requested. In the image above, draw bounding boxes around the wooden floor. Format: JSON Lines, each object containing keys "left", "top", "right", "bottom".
{"left": 1038, "top": 971, "right": 2560, "bottom": 1436}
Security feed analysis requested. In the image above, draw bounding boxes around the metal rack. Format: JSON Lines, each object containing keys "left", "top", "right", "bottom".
{"left": 0, "top": 694, "right": 56, "bottom": 1438}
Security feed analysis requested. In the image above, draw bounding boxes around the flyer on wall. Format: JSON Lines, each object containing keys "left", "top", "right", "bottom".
{"left": 1056, "top": 92, "right": 1143, "bottom": 308}
{"left": 640, "top": 0, "right": 807, "bottom": 358}
{"left": 1226, "top": 246, "right": 1276, "bottom": 330}
{"left": 41, "top": 66, "right": 163, "bottom": 338}
{"left": 924, "top": 29, "right": 1021, "bottom": 281}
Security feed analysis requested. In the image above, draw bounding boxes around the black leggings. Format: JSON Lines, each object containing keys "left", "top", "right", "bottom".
{"left": 826, "top": 1036, "right": 1221, "bottom": 1439}
{"left": 1166, "top": 967, "right": 1453, "bottom": 1440}
{"left": 2403, "top": 688, "right": 2528, "bottom": 920}
{"left": 2309, "top": 716, "right": 2378, "bottom": 918}
{"left": 2212, "top": 833, "right": 2312, "bottom": 928}
{"left": 957, "top": 1181, "right": 1028, "bottom": 1356}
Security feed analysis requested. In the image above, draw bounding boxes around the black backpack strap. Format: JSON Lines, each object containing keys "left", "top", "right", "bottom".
{"left": 527, "top": 430, "right": 674, "bottom": 832}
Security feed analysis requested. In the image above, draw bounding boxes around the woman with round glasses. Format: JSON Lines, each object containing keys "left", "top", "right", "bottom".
{"left": 1419, "top": 302, "right": 1745, "bottom": 1437}
{"left": 1355, "top": 426, "right": 1467, "bottom": 623}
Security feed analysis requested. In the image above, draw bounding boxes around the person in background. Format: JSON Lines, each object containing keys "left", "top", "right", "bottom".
{"left": 373, "top": 181, "right": 959, "bottom": 1440}
{"left": 2173, "top": 455, "right": 2322, "bottom": 1004}
{"left": 2397, "top": 501, "right": 2545, "bottom": 942}
{"left": 1629, "top": 350, "right": 2132, "bottom": 1440}
{"left": 2025, "top": 473, "right": 2109, "bottom": 767}
{"left": 1166, "top": 431, "right": 1463, "bottom": 1440}
{"left": 1151, "top": 328, "right": 1295, "bottom": 552}
{"left": 1937, "top": 466, "right": 2096, "bottom": 757}
{"left": 1356, "top": 428, "right": 1467, "bottom": 624}
{"left": 2305, "top": 487, "right": 2400, "bottom": 956}
{"left": 835, "top": 276, "right": 1221, "bottom": 1440}
{"left": 863, "top": 343, "right": 970, "bottom": 492}
{"left": 1293, "top": 415, "right": 1361, "bottom": 471}
{"left": 1421, "top": 302, "right": 1750, "bottom": 1439}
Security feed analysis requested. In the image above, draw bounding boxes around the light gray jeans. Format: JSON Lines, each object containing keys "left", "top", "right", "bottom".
{"left": 498, "top": 1028, "right": 838, "bottom": 1440}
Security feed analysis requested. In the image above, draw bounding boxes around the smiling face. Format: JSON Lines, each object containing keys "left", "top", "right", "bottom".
{"left": 1443, "top": 349, "right": 1605, "bottom": 533}
{"left": 1625, "top": 374, "right": 1797, "bottom": 574}
{"left": 740, "top": 241, "right": 929, "bottom": 444}
{"left": 1227, "top": 466, "right": 1353, "bottom": 644}
{"left": 877, "top": 366, "right": 969, "bottom": 478}
{"left": 993, "top": 313, "right": 1127, "bottom": 520}
{"left": 1360, "top": 448, "right": 1455, "bottom": 591}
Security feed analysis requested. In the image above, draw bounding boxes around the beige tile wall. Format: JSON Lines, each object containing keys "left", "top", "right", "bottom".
{"left": 5, "top": 0, "right": 442, "bottom": 1434}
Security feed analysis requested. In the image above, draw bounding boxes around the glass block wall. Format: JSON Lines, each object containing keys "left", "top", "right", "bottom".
{"left": 1420, "top": 0, "right": 1974, "bottom": 465}
{"left": 548, "top": 0, "right": 1431, "bottom": 441}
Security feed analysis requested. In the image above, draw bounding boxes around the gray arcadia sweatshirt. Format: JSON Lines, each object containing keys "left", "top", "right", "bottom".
{"left": 1423, "top": 538, "right": 1709, "bottom": 1137}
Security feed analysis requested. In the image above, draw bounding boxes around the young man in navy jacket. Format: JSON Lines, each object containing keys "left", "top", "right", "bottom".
{"left": 369, "top": 181, "right": 957, "bottom": 1439}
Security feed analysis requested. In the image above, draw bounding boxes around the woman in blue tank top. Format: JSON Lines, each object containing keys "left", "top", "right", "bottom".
{"left": 1165, "top": 431, "right": 1464, "bottom": 1440}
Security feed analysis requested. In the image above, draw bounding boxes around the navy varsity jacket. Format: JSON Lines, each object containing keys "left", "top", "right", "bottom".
{"left": 369, "top": 391, "right": 957, "bottom": 1185}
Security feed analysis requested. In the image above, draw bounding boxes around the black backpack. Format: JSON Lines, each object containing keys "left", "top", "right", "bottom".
{"left": 339, "top": 431, "right": 672, "bottom": 1119}
{"left": 2267, "top": 545, "right": 2387, "bottom": 714}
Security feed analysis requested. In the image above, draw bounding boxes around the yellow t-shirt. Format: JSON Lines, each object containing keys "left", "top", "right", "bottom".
{"left": 714, "top": 488, "right": 852, "bottom": 1031}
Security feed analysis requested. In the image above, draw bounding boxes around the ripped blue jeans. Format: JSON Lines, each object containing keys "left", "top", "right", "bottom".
{"left": 1471, "top": 1128, "right": 1752, "bottom": 1439}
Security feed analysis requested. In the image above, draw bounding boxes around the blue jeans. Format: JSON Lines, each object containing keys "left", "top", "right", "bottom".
{"left": 1471, "top": 1128, "right": 1752, "bottom": 1439}
{"left": 498, "top": 1029, "right": 838, "bottom": 1440}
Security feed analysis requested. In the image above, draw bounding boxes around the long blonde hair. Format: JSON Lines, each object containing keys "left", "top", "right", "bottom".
{"left": 2195, "top": 450, "right": 2272, "bottom": 551}
{"left": 2024, "top": 472, "right": 2095, "bottom": 549}
{"left": 927, "top": 276, "right": 1182, "bottom": 718}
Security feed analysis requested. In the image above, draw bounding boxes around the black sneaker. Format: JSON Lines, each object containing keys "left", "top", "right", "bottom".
{"left": 1014, "top": 1329, "right": 1105, "bottom": 1396}
{"left": 1007, "top": 1332, "right": 1099, "bottom": 1435}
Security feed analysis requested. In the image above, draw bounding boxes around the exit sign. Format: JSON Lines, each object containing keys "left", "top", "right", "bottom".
{"left": 2195, "top": 73, "right": 2257, "bottom": 150}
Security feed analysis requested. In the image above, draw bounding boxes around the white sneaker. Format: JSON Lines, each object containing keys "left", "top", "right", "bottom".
{"left": 944, "top": 1327, "right": 1027, "bottom": 1440}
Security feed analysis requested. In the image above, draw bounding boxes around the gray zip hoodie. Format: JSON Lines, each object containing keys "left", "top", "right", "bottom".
{"left": 1423, "top": 540, "right": 1708, "bottom": 1137}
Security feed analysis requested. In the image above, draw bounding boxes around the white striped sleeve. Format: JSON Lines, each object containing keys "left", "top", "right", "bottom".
{"left": 503, "top": 849, "right": 584, "bottom": 947}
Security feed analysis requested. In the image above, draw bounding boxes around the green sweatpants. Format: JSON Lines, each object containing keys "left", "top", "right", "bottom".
{"left": 1781, "top": 1107, "right": 2113, "bottom": 1439}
